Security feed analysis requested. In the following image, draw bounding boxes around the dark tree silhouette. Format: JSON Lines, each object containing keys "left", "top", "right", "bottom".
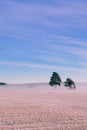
{"left": 49, "top": 72, "right": 62, "bottom": 87}
{"left": 0, "top": 82, "right": 7, "bottom": 85}
{"left": 64, "top": 78, "right": 76, "bottom": 88}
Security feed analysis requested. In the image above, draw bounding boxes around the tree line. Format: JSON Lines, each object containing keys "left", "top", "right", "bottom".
{"left": 49, "top": 72, "right": 76, "bottom": 89}
{"left": 0, "top": 82, "right": 7, "bottom": 85}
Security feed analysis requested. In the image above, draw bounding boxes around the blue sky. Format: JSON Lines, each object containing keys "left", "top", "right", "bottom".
{"left": 0, "top": 0, "right": 87, "bottom": 83}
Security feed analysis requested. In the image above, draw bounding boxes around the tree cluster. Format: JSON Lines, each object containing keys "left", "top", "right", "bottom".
{"left": 0, "top": 82, "right": 7, "bottom": 85}
{"left": 49, "top": 72, "right": 76, "bottom": 89}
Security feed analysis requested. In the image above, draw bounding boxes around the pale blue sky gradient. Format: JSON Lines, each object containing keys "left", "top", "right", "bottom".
{"left": 0, "top": 0, "right": 87, "bottom": 83}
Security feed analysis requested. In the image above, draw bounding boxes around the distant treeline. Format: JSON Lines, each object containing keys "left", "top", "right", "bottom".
{"left": 0, "top": 82, "right": 7, "bottom": 85}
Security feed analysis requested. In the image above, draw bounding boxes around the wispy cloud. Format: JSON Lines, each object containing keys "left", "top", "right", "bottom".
{"left": 0, "top": 61, "right": 87, "bottom": 73}
{"left": 0, "top": 0, "right": 87, "bottom": 45}
{"left": 0, "top": 0, "right": 87, "bottom": 83}
{"left": 0, "top": 0, "right": 87, "bottom": 36}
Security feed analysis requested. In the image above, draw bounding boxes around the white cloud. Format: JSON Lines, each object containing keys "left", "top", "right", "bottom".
{"left": 0, "top": 0, "right": 87, "bottom": 83}
{"left": 0, "top": 61, "right": 87, "bottom": 73}
{"left": 0, "top": 0, "right": 87, "bottom": 35}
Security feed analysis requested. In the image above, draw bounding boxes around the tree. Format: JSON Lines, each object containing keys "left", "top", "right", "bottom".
{"left": 49, "top": 72, "right": 62, "bottom": 87}
{"left": 64, "top": 78, "right": 76, "bottom": 88}
{"left": 0, "top": 82, "right": 7, "bottom": 85}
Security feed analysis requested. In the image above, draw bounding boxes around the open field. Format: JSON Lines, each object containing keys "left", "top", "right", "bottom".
{"left": 0, "top": 83, "right": 87, "bottom": 130}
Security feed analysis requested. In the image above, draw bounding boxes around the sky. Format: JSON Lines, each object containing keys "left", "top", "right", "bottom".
{"left": 0, "top": 0, "right": 87, "bottom": 84}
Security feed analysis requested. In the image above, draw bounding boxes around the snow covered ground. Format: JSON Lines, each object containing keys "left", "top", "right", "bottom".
{"left": 0, "top": 83, "right": 87, "bottom": 130}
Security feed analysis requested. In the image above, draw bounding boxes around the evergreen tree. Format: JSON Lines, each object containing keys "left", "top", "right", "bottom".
{"left": 49, "top": 72, "right": 62, "bottom": 87}
{"left": 64, "top": 78, "right": 76, "bottom": 88}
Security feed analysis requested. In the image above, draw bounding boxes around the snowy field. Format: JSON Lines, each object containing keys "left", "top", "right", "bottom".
{"left": 0, "top": 83, "right": 87, "bottom": 130}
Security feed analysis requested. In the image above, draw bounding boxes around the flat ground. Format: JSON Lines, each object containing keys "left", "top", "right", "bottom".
{"left": 0, "top": 84, "right": 87, "bottom": 130}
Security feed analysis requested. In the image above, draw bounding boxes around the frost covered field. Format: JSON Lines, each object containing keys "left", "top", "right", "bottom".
{"left": 0, "top": 83, "right": 87, "bottom": 130}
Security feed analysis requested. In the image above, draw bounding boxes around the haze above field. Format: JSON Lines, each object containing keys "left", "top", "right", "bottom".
{"left": 0, "top": 0, "right": 87, "bottom": 83}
